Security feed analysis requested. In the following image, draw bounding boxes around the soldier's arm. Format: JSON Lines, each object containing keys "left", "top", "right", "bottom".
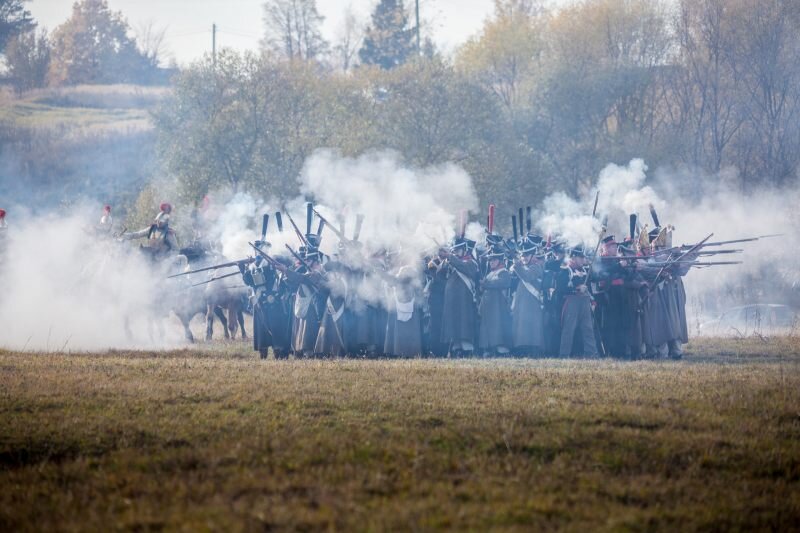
{"left": 449, "top": 257, "right": 479, "bottom": 279}
{"left": 483, "top": 269, "right": 513, "bottom": 290}
{"left": 514, "top": 261, "right": 543, "bottom": 285}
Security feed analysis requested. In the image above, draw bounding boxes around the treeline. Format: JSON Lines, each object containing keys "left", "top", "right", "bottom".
{"left": 2, "top": 0, "right": 171, "bottom": 93}
{"left": 157, "top": 0, "right": 800, "bottom": 217}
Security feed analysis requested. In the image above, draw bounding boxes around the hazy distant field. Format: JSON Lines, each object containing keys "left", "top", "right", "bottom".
{"left": 0, "top": 84, "right": 167, "bottom": 133}
{"left": 1, "top": 338, "right": 799, "bottom": 531}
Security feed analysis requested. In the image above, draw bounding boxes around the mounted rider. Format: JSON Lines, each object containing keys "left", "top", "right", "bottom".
{"left": 120, "top": 202, "right": 179, "bottom": 259}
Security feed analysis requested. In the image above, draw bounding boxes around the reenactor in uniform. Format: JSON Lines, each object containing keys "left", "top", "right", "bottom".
{"left": 285, "top": 245, "right": 327, "bottom": 358}
{"left": 511, "top": 238, "right": 545, "bottom": 355}
{"left": 121, "top": 202, "right": 179, "bottom": 259}
{"left": 242, "top": 241, "right": 293, "bottom": 359}
{"left": 478, "top": 247, "right": 513, "bottom": 356}
{"left": 96, "top": 205, "right": 113, "bottom": 236}
{"left": 557, "top": 246, "right": 599, "bottom": 358}
{"left": 314, "top": 260, "right": 350, "bottom": 357}
{"left": 424, "top": 247, "right": 449, "bottom": 356}
{"left": 440, "top": 237, "right": 479, "bottom": 357}
{"left": 383, "top": 265, "right": 424, "bottom": 357}
{"left": 542, "top": 242, "right": 566, "bottom": 355}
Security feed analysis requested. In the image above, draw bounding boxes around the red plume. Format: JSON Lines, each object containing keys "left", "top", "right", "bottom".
{"left": 488, "top": 204, "right": 495, "bottom": 234}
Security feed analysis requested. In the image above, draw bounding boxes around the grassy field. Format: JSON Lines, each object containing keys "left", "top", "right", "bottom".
{"left": 0, "top": 84, "right": 166, "bottom": 133}
{"left": 1, "top": 338, "right": 799, "bottom": 531}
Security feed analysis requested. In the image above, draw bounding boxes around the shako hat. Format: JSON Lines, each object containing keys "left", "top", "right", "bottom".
{"left": 518, "top": 239, "right": 538, "bottom": 255}
{"left": 485, "top": 247, "right": 506, "bottom": 260}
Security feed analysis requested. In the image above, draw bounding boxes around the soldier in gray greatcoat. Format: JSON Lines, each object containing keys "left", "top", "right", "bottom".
{"left": 440, "top": 237, "right": 479, "bottom": 357}
{"left": 511, "top": 238, "right": 545, "bottom": 355}
{"left": 557, "top": 246, "right": 599, "bottom": 358}
{"left": 478, "top": 248, "right": 513, "bottom": 356}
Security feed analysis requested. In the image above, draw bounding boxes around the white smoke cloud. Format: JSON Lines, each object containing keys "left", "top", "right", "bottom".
{"left": 0, "top": 212, "right": 189, "bottom": 351}
{"left": 299, "top": 149, "right": 479, "bottom": 262}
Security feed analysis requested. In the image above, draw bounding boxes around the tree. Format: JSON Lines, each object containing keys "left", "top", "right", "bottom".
{"left": 48, "top": 0, "right": 152, "bottom": 86}
{"left": 457, "top": 0, "right": 544, "bottom": 112}
{"left": 0, "top": 0, "right": 34, "bottom": 50}
{"left": 333, "top": 4, "right": 363, "bottom": 72}
{"left": 155, "top": 52, "right": 341, "bottom": 200}
{"left": 134, "top": 19, "right": 168, "bottom": 69}
{"left": 725, "top": 0, "right": 800, "bottom": 187}
{"left": 261, "top": 0, "right": 328, "bottom": 62}
{"left": 359, "top": 0, "right": 415, "bottom": 69}
{"left": 4, "top": 28, "right": 49, "bottom": 94}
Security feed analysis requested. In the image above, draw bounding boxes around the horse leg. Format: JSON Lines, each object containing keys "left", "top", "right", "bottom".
{"left": 228, "top": 305, "right": 239, "bottom": 339}
{"left": 238, "top": 308, "right": 247, "bottom": 340}
{"left": 215, "top": 305, "right": 230, "bottom": 339}
{"left": 206, "top": 305, "right": 215, "bottom": 341}
{"left": 179, "top": 313, "right": 194, "bottom": 343}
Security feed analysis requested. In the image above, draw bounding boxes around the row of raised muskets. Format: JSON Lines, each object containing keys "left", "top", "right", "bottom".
{"left": 167, "top": 199, "right": 777, "bottom": 359}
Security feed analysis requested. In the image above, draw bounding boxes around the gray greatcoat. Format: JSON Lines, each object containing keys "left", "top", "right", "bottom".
{"left": 479, "top": 267, "right": 512, "bottom": 350}
{"left": 440, "top": 256, "right": 479, "bottom": 349}
{"left": 511, "top": 259, "right": 545, "bottom": 351}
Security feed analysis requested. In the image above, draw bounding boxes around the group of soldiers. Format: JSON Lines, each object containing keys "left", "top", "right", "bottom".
{"left": 0, "top": 200, "right": 746, "bottom": 359}
{"left": 171, "top": 201, "right": 737, "bottom": 360}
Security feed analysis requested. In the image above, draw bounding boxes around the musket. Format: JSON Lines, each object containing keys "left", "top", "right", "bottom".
{"left": 285, "top": 244, "right": 312, "bottom": 272}
{"left": 353, "top": 214, "right": 365, "bottom": 242}
{"left": 636, "top": 260, "right": 742, "bottom": 267}
{"left": 283, "top": 209, "right": 310, "bottom": 247}
{"left": 592, "top": 191, "right": 600, "bottom": 218}
{"left": 651, "top": 233, "right": 713, "bottom": 286}
{"left": 600, "top": 249, "right": 742, "bottom": 262}
{"left": 247, "top": 242, "right": 284, "bottom": 269}
{"left": 167, "top": 257, "right": 254, "bottom": 278}
{"left": 191, "top": 270, "right": 242, "bottom": 287}
{"left": 312, "top": 207, "right": 349, "bottom": 244}
{"left": 676, "top": 234, "right": 783, "bottom": 249}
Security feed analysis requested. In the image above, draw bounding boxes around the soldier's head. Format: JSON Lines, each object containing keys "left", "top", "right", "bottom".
{"left": 600, "top": 235, "right": 618, "bottom": 257}
{"left": 103, "top": 205, "right": 111, "bottom": 214}
{"left": 451, "top": 238, "right": 469, "bottom": 258}
{"left": 570, "top": 246, "right": 586, "bottom": 266}
{"left": 304, "top": 248, "right": 322, "bottom": 269}
{"left": 487, "top": 249, "right": 505, "bottom": 270}
{"left": 486, "top": 234, "right": 503, "bottom": 248}
{"left": 551, "top": 242, "right": 565, "bottom": 260}
{"left": 160, "top": 202, "right": 172, "bottom": 214}
{"left": 0, "top": 208, "right": 6, "bottom": 228}
{"left": 519, "top": 239, "right": 538, "bottom": 263}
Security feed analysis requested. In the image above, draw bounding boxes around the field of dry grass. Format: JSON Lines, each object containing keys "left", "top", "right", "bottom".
{"left": 0, "top": 84, "right": 167, "bottom": 134}
{"left": 1, "top": 337, "right": 799, "bottom": 531}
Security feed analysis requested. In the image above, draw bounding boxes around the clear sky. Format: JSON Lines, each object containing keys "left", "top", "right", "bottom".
{"left": 28, "top": 0, "right": 498, "bottom": 65}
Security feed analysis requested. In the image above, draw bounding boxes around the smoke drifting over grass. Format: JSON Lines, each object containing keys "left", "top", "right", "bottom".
{"left": 0, "top": 212, "right": 179, "bottom": 351}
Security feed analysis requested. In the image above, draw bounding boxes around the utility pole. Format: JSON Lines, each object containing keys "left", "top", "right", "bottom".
{"left": 212, "top": 23, "right": 217, "bottom": 64}
{"left": 415, "top": 0, "right": 421, "bottom": 56}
